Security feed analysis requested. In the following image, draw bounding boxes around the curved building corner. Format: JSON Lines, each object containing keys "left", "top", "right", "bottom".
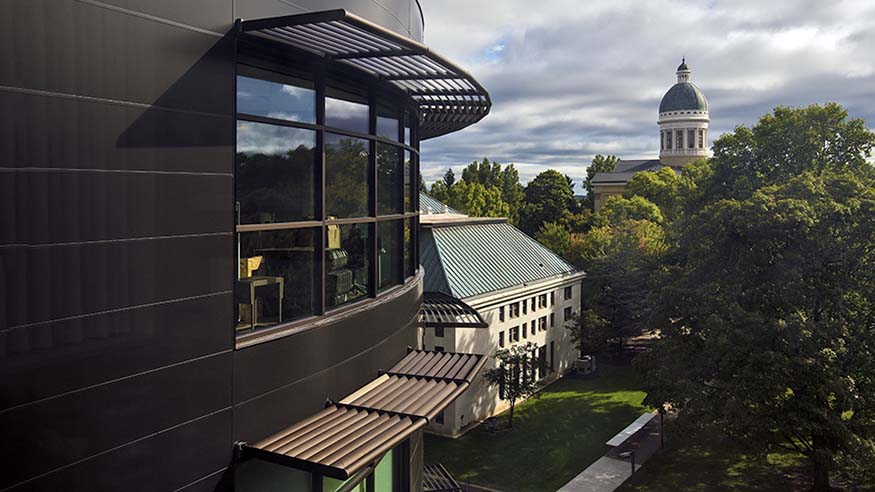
{"left": 1, "top": 1, "right": 488, "bottom": 491}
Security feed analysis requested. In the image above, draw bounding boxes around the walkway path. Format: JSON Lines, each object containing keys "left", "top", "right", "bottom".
{"left": 555, "top": 416, "right": 663, "bottom": 492}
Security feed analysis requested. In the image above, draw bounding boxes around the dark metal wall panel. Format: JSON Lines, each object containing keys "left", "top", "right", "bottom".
{"left": 0, "top": 171, "right": 231, "bottom": 246}
{"left": 2, "top": 0, "right": 427, "bottom": 490}
{"left": 0, "top": 91, "right": 233, "bottom": 173}
{"left": 5, "top": 410, "right": 233, "bottom": 492}
{"left": 77, "top": 0, "right": 234, "bottom": 33}
{"left": 174, "top": 468, "right": 234, "bottom": 492}
{"left": 0, "top": 234, "right": 233, "bottom": 329}
{"left": 0, "top": 0, "right": 234, "bottom": 115}
{"left": 0, "top": 293, "right": 232, "bottom": 411}
{"left": 233, "top": 279, "right": 421, "bottom": 403}
{"left": 235, "top": 0, "right": 423, "bottom": 42}
{"left": 0, "top": 352, "right": 233, "bottom": 490}
{"left": 233, "top": 304, "right": 419, "bottom": 443}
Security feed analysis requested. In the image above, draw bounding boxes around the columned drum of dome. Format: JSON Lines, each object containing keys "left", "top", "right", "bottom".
{"left": 658, "top": 59, "right": 710, "bottom": 167}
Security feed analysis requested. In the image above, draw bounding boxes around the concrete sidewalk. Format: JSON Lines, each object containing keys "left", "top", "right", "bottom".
{"left": 556, "top": 416, "right": 663, "bottom": 492}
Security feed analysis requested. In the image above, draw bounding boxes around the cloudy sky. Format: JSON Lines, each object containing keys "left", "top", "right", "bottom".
{"left": 417, "top": 0, "right": 875, "bottom": 191}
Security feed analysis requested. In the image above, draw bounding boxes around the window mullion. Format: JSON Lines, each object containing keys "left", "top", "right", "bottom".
{"left": 369, "top": 88, "right": 378, "bottom": 298}
{"left": 316, "top": 67, "right": 327, "bottom": 316}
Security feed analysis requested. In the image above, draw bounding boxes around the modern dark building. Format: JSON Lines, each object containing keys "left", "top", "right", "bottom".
{"left": 1, "top": 1, "right": 489, "bottom": 491}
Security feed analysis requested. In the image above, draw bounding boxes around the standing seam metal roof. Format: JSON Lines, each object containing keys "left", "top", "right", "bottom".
{"left": 420, "top": 192, "right": 462, "bottom": 215}
{"left": 421, "top": 221, "right": 576, "bottom": 299}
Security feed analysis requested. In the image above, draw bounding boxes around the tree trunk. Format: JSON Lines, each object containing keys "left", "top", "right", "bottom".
{"left": 812, "top": 458, "right": 830, "bottom": 492}
{"left": 811, "top": 440, "right": 831, "bottom": 492}
{"left": 508, "top": 401, "right": 515, "bottom": 429}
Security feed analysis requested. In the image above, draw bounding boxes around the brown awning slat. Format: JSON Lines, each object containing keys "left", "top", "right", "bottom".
{"left": 243, "top": 350, "right": 486, "bottom": 480}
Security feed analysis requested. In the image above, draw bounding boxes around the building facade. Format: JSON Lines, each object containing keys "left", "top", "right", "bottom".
{"left": 591, "top": 60, "right": 710, "bottom": 210}
{"left": 418, "top": 197, "right": 585, "bottom": 437}
{"left": 1, "top": 2, "right": 489, "bottom": 491}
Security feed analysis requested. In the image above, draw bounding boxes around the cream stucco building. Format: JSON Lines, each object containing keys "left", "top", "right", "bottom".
{"left": 592, "top": 59, "right": 710, "bottom": 210}
{"left": 418, "top": 194, "right": 585, "bottom": 437}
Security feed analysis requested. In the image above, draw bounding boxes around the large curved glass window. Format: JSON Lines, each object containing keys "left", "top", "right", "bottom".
{"left": 235, "top": 65, "right": 420, "bottom": 337}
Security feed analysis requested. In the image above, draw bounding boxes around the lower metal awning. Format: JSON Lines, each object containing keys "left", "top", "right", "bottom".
{"left": 241, "top": 350, "right": 486, "bottom": 479}
{"left": 423, "top": 464, "right": 464, "bottom": 492}
{"left": 239, "top": 9, "right": 491, "bottom": 140}
{"left": 420, "top": 291, "right": 487, "bottom": 328}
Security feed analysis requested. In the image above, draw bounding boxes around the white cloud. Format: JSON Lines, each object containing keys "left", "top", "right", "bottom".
{"left": 416, "top": 0, "right": 875, "bottom": 188}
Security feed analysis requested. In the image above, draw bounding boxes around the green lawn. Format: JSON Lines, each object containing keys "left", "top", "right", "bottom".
{"left": 614, "top": 432, "right": 812, "bottom": 492}
{"left": 424, "top": 364, "right": 650, "bottom": 492}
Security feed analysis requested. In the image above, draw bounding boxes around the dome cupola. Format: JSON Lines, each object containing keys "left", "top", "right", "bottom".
{"left": 659, "top": 58, "right": 708, "bottom": 113}
{"left": 658, "top": 59, "right": 710, "bottom": 167}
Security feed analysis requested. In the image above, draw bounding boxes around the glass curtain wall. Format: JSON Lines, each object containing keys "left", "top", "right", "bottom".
{"left": 235, "top": 65, "right": 419, "bottom": 336}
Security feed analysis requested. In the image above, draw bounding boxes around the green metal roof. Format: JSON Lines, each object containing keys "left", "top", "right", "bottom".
{"left": 420, "top": 221, "right": 577, "bottom": 299}
{"left": 420, "top": 192, "right": 462, "bottom": 215}
{"left": 659, "top": 82, "right": 708, "bottom": 113}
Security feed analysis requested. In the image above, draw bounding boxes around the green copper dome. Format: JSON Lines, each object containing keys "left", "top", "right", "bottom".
{"left": 659, "top": 82, "right": 708, "bottom": 113}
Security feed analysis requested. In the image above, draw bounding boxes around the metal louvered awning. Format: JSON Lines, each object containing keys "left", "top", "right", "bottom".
{"left": 239, "top": 9, "right": 491, "bottom": 140}
{"left": 423, "top": 464, "right": 463, "bottom": 492}
{"left": 241, "top": 350, "right": 486, "bottom": 480}
{"left": 420, "top": 291, "right": 488, "bottom": 328}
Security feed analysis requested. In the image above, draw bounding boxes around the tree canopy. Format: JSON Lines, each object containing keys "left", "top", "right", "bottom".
{"left": 519, "top": 170, "right": 576, "bottom": 235}
{"left": 583, "top": 154, "right": 619, "bottom": 210}
{"left": 638, "top": 103, "right": 875, "bottom": 490}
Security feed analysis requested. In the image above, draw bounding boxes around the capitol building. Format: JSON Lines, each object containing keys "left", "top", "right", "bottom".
{"left": 592, "top": 59, "right": 710, "bottom": 210}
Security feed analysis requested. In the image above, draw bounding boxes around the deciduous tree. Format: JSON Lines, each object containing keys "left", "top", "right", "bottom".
{"left": 639, "top": 104, "right": 875, "bottom": 491}
{"left": 482, "top": 342, "right": 540, "bottom": 429}
{"left": 583, "top": 154, "right": 619, "bottom": 210}
{"left": 519, "top": 170, "right": 575, "bottom": 235}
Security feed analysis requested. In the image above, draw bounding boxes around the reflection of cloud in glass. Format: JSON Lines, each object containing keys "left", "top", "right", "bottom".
{"left": 325, "top": 97, "right": 369, "bottom": 133}
{"left": 377, "top": 115, "right": 399, "bottom": 141}
{"left": 237, "top": 121, "right": 315, "bottom": 155}
{"left": 281, "top": 84, "right": 308, "bottom": 99}
{"left": 267, "top": 111, "right": 308, "bottom": 121}
{"left": 236, "top": 75, "right": 315, "bottom": 124}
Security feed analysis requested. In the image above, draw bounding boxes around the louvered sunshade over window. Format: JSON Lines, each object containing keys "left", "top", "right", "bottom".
{"left": 239, "top": 9, "right": 491, "bottom": 140}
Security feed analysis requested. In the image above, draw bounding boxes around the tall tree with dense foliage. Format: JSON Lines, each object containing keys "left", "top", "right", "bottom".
{"left": 428, "top": 179, "right": 510, "bottom": 218}
{"left": 595, "top": 195, "right": 664, "bottom": 226}
{"left": 482, "top": 342, "right": 540, "bottom": 429}
{"left": 639, "top": 103, "right": 875, "bottom": 490}
{"left": 462, "top": 158, "right": 525, "bottom": 222}
{"left": 567, "top": 218, "right": 667, "bottom": 353}
{"left": 534, "top": 222, "right": 572, "bottom": 257}
{"left": 442, "top": 168, "right": 456, "bottom": 188}
{"left": 519, "top": 170, "right": 575, "bottom": 235}
{"left": 583, "top": 154, "right": 619, "bottom": 210}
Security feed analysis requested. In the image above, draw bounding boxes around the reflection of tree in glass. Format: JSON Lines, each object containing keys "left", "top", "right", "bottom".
{"left": 403, "top": 152, "right": 412, "bottom": 212}
{"left": 237, "top": 146, "right": 315, "bottom": 223}
{"left": 326, "top": 137, "right": 369, "bottom": 218}
{"left": 377, "top": 143, "right": 403, "bottom": 214}
{"left": 344, "top": 224, "right": 367, "bottom": 273}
